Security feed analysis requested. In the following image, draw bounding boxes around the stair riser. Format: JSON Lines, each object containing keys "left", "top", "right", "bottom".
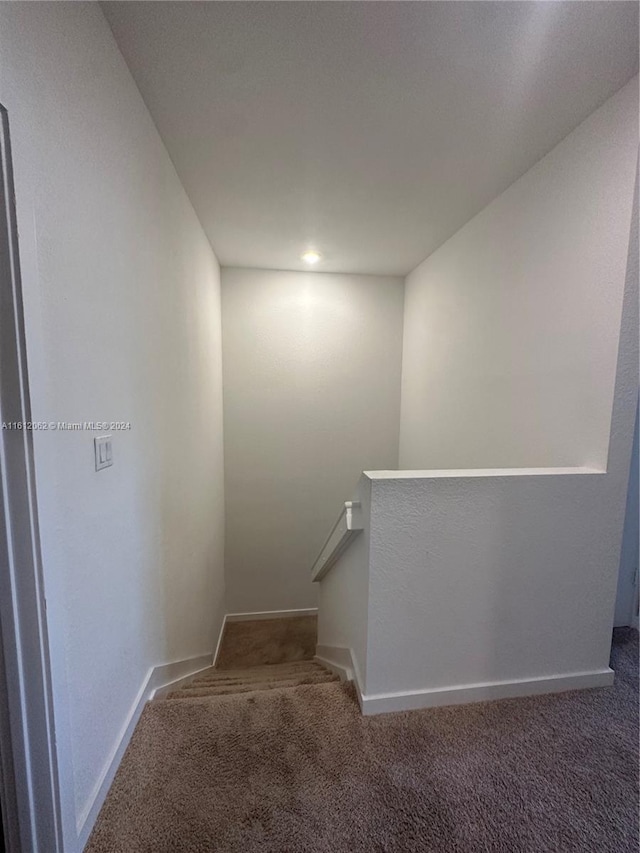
{"left": 212, "top": 663, "right": 324, "bottom": 677}
{"left": 191, "top": 669, "right": 324, "bottom": 687}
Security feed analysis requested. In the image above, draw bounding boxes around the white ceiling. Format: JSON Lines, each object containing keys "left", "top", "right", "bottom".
{"left": 103, "top": 2, "right": 639, "bottom": 276}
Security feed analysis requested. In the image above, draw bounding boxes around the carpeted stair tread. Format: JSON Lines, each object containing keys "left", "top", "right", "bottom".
{"left": 189, "top": 674, "right": 331, "bottom": 689}
{"left": 167, "top": 672, "right": 340, "bottom": 700}
{"left": 177, "top": 670, "right": 337, "bottom": 691}
{"left": 195, "top": 659, "right": 324, "bottom": 678}
{"left": 162, "top": 678, "right": 349, "bottom": 706}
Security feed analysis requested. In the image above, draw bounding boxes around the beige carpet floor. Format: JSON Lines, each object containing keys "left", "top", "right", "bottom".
{"left": 215, "top": 616, "right": 317, "bottom": 669}
{"left": 86, "top": 629, "right": 638, "bottom": 852}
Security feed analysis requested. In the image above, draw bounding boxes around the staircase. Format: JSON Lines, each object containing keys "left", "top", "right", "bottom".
{"left": 166, "top": 660, "right": 338, "bottom": 700}
{"left": 161, "top": 614, "right": 340, "bottom": 702}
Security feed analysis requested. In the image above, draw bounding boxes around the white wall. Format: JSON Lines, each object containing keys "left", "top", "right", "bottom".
{"left": 399, "top": 78, "right": 638, "bottom": 471}
{"left": 221, "top": 268, "right": 404, "bottom": 612}
{"left": 0, "top": 4, "right": 225, "bottom": 849}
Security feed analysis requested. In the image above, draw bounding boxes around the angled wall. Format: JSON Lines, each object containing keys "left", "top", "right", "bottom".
{"left": 0, "top": 4, "right": 226, "bottom": 849}
{"left": 399, "top": 78, "right": 638, "bottom": 471}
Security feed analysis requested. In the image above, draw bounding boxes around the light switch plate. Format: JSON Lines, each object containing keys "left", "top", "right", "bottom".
{"left": 94, "top": 435, "right": 113, "bottom": 471}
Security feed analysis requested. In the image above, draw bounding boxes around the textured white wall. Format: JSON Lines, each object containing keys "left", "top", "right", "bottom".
{"left": 0, "top": 4, "right": 226, "bottom": 847}
{"left": 366, "top": 468, "right": 622, "bottom": 698}
{"left": 221, "top": 268, "right": 404, "bottom": 611}
{"left": 399, "top": 78, "right": 638, "bottom": 470}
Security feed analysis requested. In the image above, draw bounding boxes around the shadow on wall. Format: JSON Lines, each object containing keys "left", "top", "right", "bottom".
{"left": 615, "top": 398, "right": 639, "bottom": 627}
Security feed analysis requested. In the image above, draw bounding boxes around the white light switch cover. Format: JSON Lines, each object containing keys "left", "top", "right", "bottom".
{"left": 94, "top": 435, "right": 113, "bottom": 471}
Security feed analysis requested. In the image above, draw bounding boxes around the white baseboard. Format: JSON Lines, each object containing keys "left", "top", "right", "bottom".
{"left": 359, "top": 667, "right": 615, "bottom": 716}
{"left": 314, "top": 645, "right": 354, "bottom": 680}
{"left": 76, "top": 652, "right": 214, "bottom": 850}
{"left": 148, "top": 654, "right": 214, "bottom": 701}
{"left": 314, "top": 644, "right": 365, "bottom": 711}
{"left": 213, "top": 608, "right": 319, "bottom": 666}
{"left": 213, "top": 613, "right": 228, "bottom": 668}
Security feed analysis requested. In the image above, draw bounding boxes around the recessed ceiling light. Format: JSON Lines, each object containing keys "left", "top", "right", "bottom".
{"left": 301, "top": 250, "right": 321, "bottom": 265}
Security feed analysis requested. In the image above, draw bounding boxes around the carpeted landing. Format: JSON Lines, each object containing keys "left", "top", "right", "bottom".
{"left": 215, "top": 615, "right": 318, "bottom": 669}
{"left": 86, "top": 629, "right": 639, "bottom": 852}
